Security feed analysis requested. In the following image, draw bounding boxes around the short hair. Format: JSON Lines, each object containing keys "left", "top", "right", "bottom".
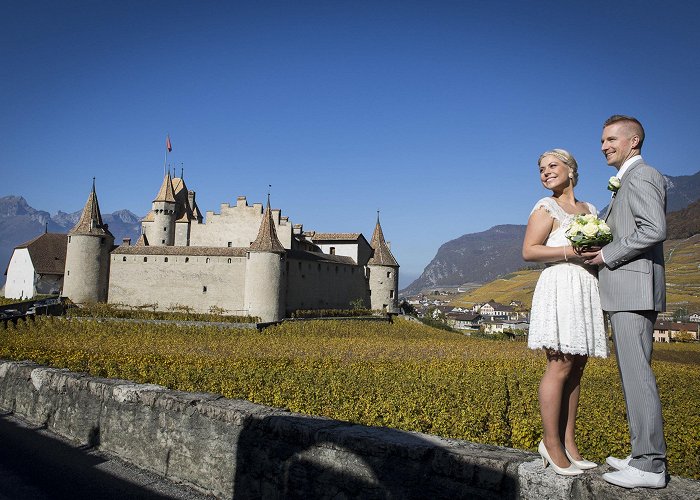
{"left": 603, "top": 114, "right": 645, "bottom": 149}
{"left": 538, "top": 148, "right": 578, "bottom": 187}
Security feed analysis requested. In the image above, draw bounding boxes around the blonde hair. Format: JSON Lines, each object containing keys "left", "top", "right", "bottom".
{"left": 538, "top": 148, "right": 579, "bottom": 187}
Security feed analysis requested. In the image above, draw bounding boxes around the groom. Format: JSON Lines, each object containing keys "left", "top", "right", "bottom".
{"left": 583, "top": 115, "right": 667, "bottom": 489}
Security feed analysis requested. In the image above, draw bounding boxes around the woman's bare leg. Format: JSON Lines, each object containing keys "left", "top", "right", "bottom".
{"left": 560, "top": 355, "right": 588, "bottom": 460}
{"left": 539, "top": 350, "right": 575, "bottom": 467}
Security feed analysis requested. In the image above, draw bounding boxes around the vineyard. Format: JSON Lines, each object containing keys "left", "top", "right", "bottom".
{"left": 1, "top": 317, "right": 698, "bottom": 479}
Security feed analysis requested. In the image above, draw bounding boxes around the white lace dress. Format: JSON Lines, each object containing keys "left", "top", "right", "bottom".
{"left": 527, "top": 197, "right": 608, "bottom": 358}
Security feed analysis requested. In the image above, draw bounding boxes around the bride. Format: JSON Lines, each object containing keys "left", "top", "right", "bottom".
{"left": 522, "top": 149, "right": 608, "bottom": 475}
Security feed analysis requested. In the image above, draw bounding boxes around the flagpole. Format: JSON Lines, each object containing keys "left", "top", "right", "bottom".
{"left": 164, "top": 133, "right": 169, "bottom": 176}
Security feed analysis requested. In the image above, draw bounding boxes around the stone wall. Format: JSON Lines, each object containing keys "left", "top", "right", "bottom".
{"left": 191, "top": 198, "right": 292, "bottom": 249}
{"left": 108, "top": 254, "right": 247, "bottom": 315}
{"left": 0, "top": 359, "right": 696, "bottom": 499}
{"left": 286, "top": 257, "right": 369, "bottom": 311}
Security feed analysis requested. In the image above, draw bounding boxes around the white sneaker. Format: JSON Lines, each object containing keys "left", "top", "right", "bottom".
{"left": 602, "top": 465, "right": 666, "bottom": 489}
{"left": 605, "top": 455, "right": 631, "bottom": 470}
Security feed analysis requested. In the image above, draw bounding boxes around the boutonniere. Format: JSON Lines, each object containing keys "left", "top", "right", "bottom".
{"left": 607, "top": 176, "right": 621, "bottom": 193}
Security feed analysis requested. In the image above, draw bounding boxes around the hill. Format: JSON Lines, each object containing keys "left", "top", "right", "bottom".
{"left": 402, "top": 225, "right": 527, "bottom": 295}
{"left": 406, "top": 170, "right": 700, "bottom": 295}
{"left": 450, "top": 234, "right": 700, "bottom": 313}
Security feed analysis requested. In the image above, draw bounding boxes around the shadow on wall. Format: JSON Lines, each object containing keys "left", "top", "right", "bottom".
{"left": 0, "top": 411, "right": 180, "bottom": 500}
{"left": 231, "top": 413, "right": 521, "bottom": 500}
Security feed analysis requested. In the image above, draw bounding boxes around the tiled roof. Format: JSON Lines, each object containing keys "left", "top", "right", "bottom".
{"left": 70, "top": 183, "right": 113, "bottom": 236}
{"left": 12, "top": 233, "right": 68, "bottom": 275}
{"left": 249, "top": 197, "right": 285, "bottom": 253}
{"left": 367, "top": 216, "right": 398, "bottom": 267}
{"left": 654, "top": 321, "right": 699, "bottom": 331}
{"left": 134, "top": 233, "right": 149, "bottom": 246}
{"left": 285, "top": 249, "right": 355, "bottom": 265}
{"left": 307, "top": 232, "right": 362, "bottom": 241}
{"left": 153, "top": 172, "right": 176, "bottom": 203}
{"left": 113, "top": 246, "right": 248, "bottom": 257}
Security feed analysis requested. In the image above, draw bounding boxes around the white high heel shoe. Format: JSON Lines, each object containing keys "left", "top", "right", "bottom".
{"left": 565, "top": 448, "right": 598, "bottom": 470}
{"left": 538, "top": 441, "right": 583, "bottom": 476}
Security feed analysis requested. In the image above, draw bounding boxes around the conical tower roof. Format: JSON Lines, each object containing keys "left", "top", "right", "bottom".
{"left": 153, "top": 171, "right": 176, "bottom": 203}
{"left": 69, "top": 179, "right": 112, "bottom": 236}
{"left": 368, "top": 213, "right": 398, "bottom": 267}
{"left": 249, "top": 195, "right": 285, "bottom": 253}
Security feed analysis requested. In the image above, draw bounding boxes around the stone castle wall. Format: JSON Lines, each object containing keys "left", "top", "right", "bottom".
{"left": 108, "top": 253, "right": 247, "bottom": 315}
{"left": 190, "top": 198, "right": 292, "bottom": 249}
{"left": 286, "top": 257, "right": 369, "bottom": 311}
{"left": 63, "top": 234, "right": 112, "bottom": 304}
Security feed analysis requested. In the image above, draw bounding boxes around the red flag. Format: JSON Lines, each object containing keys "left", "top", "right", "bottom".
{"left": 166, "top": 135, "right": 172, "bottom": 152}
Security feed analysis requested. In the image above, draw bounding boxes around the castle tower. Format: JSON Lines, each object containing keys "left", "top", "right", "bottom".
{"left": 150, "top": 171, "right": 177, "bottom": 246}
{"left": 62, "top": 179, "right": 114, "bottom": 304}
{"left": 244, "top": 195, "right": 286, "bottom": 322}
{"left": 367, "top": 213, "right": 399, "bottom": 312}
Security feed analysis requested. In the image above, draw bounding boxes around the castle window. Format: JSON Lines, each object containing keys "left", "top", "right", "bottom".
{"left": 206, "top": 258, "right": 210, "bottom": 263}
{"left": 68, "top": 236, "right": 71, "bottom": 243}
{"left": 164, "top": 257, "right": 168, "bottom": 262}
{"left": 122, "top": 257, "right": 126, "bottom": 262}
{"left": 390, "top": 290, "right": 395, "bottom": 298}
{"left": 67, "top": 270, "right": 70, "bottom": 276}
{"left": 161, "top": 240, "right": 165, "bottom": 244}
{"left": 100, "top": 237, "right": 105, "bottom": 245}
{"left": 298, "top": 262, "right": 302, "bottom": 270}
{"left": 387, "top": 271, "right": 391, "bottom": 278}
{"left": 330, "top": 247, "right": 336, "bottom": 255}
{"left": 202, "top": 286, "right": 207, "bottom": 293}
{"left": 144, "top": 257, "right": 148, "bottom": 262}
{"left": 227, "top": 242, "right": 232, "bottom": 247}
{"left": 185, "top": 257, "right": 189, "bottom": 263}
{"left": 163, "top": 227, "right": 167, "bottom": 231}
{"left": 228, "top": 258, "right": 232, "bottom": 264}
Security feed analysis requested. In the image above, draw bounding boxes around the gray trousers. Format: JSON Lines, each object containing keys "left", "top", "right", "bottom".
{"left": 609, "top": 311, "right": 666, "bottom": 473}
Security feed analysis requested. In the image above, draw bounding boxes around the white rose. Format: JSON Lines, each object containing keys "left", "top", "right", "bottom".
{"left": 608, "top": 176, "right": 621, "bottom": 190}
{"left": 568, "top": 222, "right": 583, "bottom": 235}
{"left": 598, "top": 222, "right": 610, "bottom": 233}
{"left": 582, "top": 222, "right": 599, "bottom": 237}
{"left": 582, "top": 214, "right": 597, "bottom": 223}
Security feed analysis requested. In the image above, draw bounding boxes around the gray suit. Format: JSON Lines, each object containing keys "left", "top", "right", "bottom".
{"left": 599, "top": 158, "right": 667, "bottom": 473}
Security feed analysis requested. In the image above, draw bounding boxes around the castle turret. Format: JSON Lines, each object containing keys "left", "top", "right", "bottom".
{"left": 367, "top": 213, "right": 399, "bottom": 313}
{"left": 62, "top": 180, "right": 114, "bottom": 304}
{"left": 244, "top": 196, "right": 286, "bottom": 322}
{"left": 150, "top": 171, "right": 177, "bottom": 246}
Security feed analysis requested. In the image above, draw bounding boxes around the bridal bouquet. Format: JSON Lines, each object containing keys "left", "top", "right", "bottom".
{"left": 565, "top": 214, "right": 612, "bottom": 249}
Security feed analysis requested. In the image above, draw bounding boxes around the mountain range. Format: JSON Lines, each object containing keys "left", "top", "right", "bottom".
{"left": 0, "top": 196, "right": 141, "bottom": 285}
{"left": 403, "top": 170, "right": 700, "bottom": 295}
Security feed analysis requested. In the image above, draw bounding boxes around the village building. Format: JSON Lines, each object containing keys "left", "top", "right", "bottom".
{"left": 60, "top": 174, "right": 399, "bottom": 322}
{"left": 4, "top": 232, "right": 67, "bottom": 299}
{"left": 652, "top": 321, "right": 699, "bottom": 343}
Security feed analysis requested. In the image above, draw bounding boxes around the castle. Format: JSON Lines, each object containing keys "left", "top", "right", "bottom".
{"left": 61, "top": 174, "right": 399, "bottom": 322}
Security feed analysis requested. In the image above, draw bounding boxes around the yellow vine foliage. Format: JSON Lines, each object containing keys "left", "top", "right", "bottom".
{"left": 1, "top": 317, "right": 698, "bottom": 479}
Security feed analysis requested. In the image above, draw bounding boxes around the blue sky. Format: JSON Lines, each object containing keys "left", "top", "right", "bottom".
{"left": 2, "top": 1, "right": 699, "bottom": 286}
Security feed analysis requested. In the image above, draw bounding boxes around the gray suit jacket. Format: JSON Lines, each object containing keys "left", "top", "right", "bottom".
{"left": 599, "top": 159, "right": 667, "bottom": 312}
